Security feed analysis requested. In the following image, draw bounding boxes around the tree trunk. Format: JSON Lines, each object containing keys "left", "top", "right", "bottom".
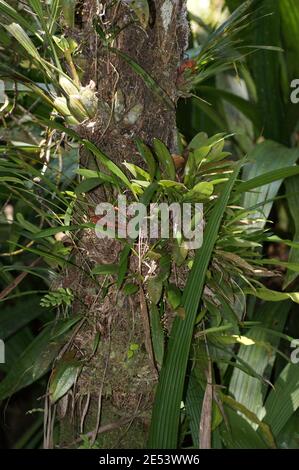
{"left": 57, "top": 0, "right": 189, "bottom": 449}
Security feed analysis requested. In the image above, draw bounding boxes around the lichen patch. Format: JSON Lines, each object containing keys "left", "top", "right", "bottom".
{"left": 161, "top": 0, "right": 174, "bottom": 32}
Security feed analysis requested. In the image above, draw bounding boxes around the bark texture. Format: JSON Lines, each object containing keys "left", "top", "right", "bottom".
{"left": 57, "top": 0, "right": 189, "bottom": 448}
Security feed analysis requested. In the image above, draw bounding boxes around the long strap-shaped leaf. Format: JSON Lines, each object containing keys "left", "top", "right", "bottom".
{"left": 148, "top": 162, "right": 241, "bottom": 449}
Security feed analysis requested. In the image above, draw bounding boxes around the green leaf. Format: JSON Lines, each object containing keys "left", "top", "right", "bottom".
{"left": 238, "top": 141, "right": 299, "bottom": 230}
{"left": 236, "top": 166, "right": 299, "bottom": 194}
{"left": 0, "top": 316, "right": 82, "bottom": 400}
{"left": 31, "top": 223, "right": 94, "bottom": 239}
{"left": 76, "top": 169, "right": 115, "bottom": 183}
{"left": 6, "top": 23, "right": 43, "bottom": 63}
{"left": 117, "top": 244, "right": 131, "bottom": 288}
{"left": 153, "top": 138, "right": 176, "bottom": 181}
{"left": 166, "top": 283, "right": 182, "bottom": 310}
{"left": 26, "top": 0, "right": 62, "bottom": 70}
{"left": 0, "top": 176, "right": 24, "bottom": 184}
{"left": 244, "top": 287, "right": 299, "bottom": 304}
{"left": 184, "top": 181, "right": 214, "bottom": 201}
{"left": 148, "top": 162, "right": 241, "bottom": 448}
{"left": 188, "top": 131, "right": 211, "bottom": 151}
{"left": 40, "top": 288, "right": 73, "bottom": 308}
{"left": 222, "top": 395, "right": 276, "bottom": 448}
{"left": 92, "top": 264, "right": 119, "bottom": 275}
{"left": 220, "top": 406, "right": 268, "bottom": 449}
{"left": 280, "top": 0, "right": 299, "bottom": 74}
{"left": 276, "top": 409, "right": 299, "bottom": 449}
{"left": 49, "top": 359, "right": 81, "bottom": 403}
{"left": 135, "top": 138, "right": 157, "bottom": 181}
{"left": 36, "top": 120, "right": 133, "bottom": 193}
{"left": 82, "top": 140, "right": 135, "bottom": 195}
{"left": 247, "top": 0, "right": 284, "bottom": 142}
{"left": 254, "top": 258, "right": 299, "bottom": 276}
{"left": 198, "top": 86, "right": 262, "bottom": 129}
{"left": 0, "top": 297, "right": 47, "bottom": 340}
{"left": 75, "top": 177, "right": 103, "bottom": 194}
{"left": 158, "top": 180, "right": 185, "bottom": 190}
{"left": 0, "top": 1, "right": 41, "bottom": 37}
{"left": 263, "top": 362, "right": 299, "bottom": 437}
{"left": 185, "top": 372, "right": 204, "bottom": 448}
{"left": 123, "top": 283, "right": 139, "bottom": 296}
{"left": 229, "top": 301, "right": 291, "bottom": 422}
{"left": 61, "top": 0, "right": 76, "bottom": 28}
{"left": 284, "top": 175, "right": 299, "bottom": 288}
{"left": 52, "top": 316, "right": 83, "bottom": 338}
{"left": 122, "top": 162, "right": 150, "bottom": 181}
{"left": 147, "top": 276, "right": 163, "bottom": 305}
{"left": 16, "top": 213, "right": 40, "bottom": 233}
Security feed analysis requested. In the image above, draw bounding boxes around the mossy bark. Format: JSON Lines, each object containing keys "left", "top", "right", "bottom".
{"left": 57, "top": 0, "right": 189, "bottom": 448}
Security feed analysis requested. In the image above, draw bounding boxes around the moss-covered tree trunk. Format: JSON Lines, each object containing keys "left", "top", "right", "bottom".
{"left": 57, "top": 0, "right": 189, "bottom": 448}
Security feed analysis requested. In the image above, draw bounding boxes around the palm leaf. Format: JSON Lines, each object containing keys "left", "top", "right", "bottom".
{"left": 229, "top": 301, "right": 291, "bottom": 421}
{"left": 263, "top": 362, "right": 299, "bottom": 437}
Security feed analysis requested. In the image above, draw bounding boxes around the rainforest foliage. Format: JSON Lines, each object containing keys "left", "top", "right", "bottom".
{"left": 0, "top": 0, "right": 299, "bottom": 449}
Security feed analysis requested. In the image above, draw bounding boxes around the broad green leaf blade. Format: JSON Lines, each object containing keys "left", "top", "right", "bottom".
{"left": 245, "top": 287, "right": 299, "bottom": 304}
{"left": 135, "top": 138, "right": 157, "bottom": 181}
{"left": 253, "top": 258, "right": 299, "bottom": 273}
{"left": 222, "top": 395, "right": 276, "bottom": 448}
{"left": 220, "top": 407, "right": 268, "bottom": 449}
{"left": 198, "top": 85, "right": 262, "bottom": 129}
{"left": 6, "top": 23, "right": 43, "bottom": 63}
{"left": 82, "top": 140, "right": 134, "bottom": 194}
{"left": 279, "top": 0, "right": 299, "bottom": 139}
{"left": 49, "top": 360, "right": 81, "bottom": 403}
{"left": 240, "top": 141, "right": 299, "bottom": 229}
{"left": 148, "top": 162, "right": 241, "bottom": 449}
{"left": 76, "top": 169, "right": 115, "bottom": 183}
{"left": 0, "top": 316, "right": 82, "bottom": 400}
{"left": 0, "top": 296, "right": 47, "bottom": 340}
{"left": 123, "top": 283, "right": 138, "bottom": 296}
{"left": 0, "top": 328, "right": 33, "bottom": 375}
{"left": 75, "top": 177, "right": 103, "bottom": 194}
{"left": 280, "top": 0, "right": 299, "bottom": 77}
{"left": 235, "top": 166, "right": 299, "bottom": 194}
{"left": 117, "top": 244, "right": 131, "bottom": 288}
{"left": 122, "top": 162, "right": 150, "bottom": 181}
{"left": 229, "top": 301, "right": 291, "bottom": 421}
{"left": 92, "top": 264, "right": 119, "bottom": 275}
{"left": 284, "top": 175, "right": 299, "bottom": 288}
{"left": 276, "top": 409, "right": 299, "bottom": 449}
{"left": 0, "top": 0, "right": 41, "bottom": 37}
{"left": 263, "top": 362, "right": 299, "bottom": 437}
{"left": 153, "top": 138, "right": 176, "bottom": 181}
{"left": 61, "top": 0, "right": 76, "bottom": 28}
{"left": 244, "top": 0, "right": 284, "bottom": 142}
{"left": 147, "top": 276, "right": 163, "bottom": 305}
{"left": 35, "top": 119, "right": 133, "bottom": 193}
{"left": 185, "top": 372, "right": 204, "bottom": 448}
